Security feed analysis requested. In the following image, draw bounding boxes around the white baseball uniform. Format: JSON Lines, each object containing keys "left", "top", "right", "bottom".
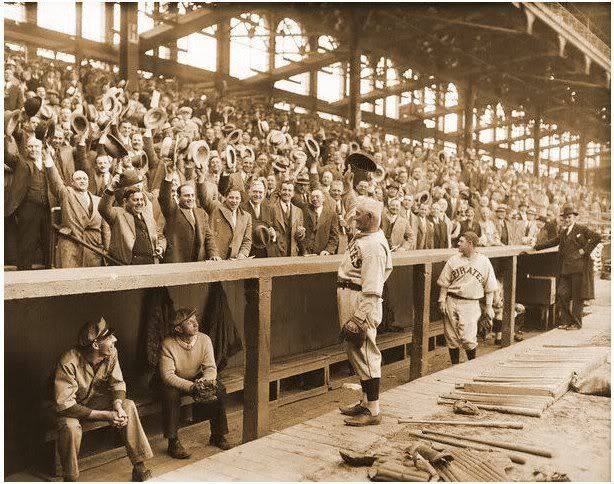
{"left": 437, "top": 252, "right": 497, "bottom": 350}
{"left": 337, "top": 229, "right": 392, "bottom": 379}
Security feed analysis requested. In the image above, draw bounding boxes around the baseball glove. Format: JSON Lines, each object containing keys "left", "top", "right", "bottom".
{"left": 477, "top": 313, "right": 493, "bottom": 342}
{"left": 339, "top": 317, "right": 367, "bottom": 348}
{"left": 191, "top": 378, "right": 218, "bottom": 403}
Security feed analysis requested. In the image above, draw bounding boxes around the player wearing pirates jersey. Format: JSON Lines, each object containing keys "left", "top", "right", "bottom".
{"left": 337, "top": 196, "right": 392, "bottom": 426}
{"left": 437, "top": 231, "right": 497, "bottom": 364}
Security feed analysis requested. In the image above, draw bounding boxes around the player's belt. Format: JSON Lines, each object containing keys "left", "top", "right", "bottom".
{"left": 337, "top": 279, "right": 362, "bottom": 291}
{"left": 447, "top": 293, "right": 479, "bottom": 301}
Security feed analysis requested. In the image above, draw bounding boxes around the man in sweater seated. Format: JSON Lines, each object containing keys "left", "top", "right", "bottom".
{"left": 159, "top": 308, "right": 234, "bottom": 459}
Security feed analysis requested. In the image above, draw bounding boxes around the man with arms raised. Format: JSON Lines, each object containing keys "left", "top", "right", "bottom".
{"left": 337, "top": 195, "right": 392, "bottom": 426}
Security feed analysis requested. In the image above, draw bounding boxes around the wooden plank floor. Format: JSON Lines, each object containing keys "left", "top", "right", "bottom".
{"left": 155, "top": 281, "right": 611, "bottom": 482}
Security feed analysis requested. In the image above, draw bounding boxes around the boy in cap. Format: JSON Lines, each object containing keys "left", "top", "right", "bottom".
{"left": 54, "top": 318, "right": 153, "bottom": 481}
{"left": 159, "top": 308, "right": 233, "bottom": 459}
{"left": 437, "top": 232, "right": 498, "bottom": 364}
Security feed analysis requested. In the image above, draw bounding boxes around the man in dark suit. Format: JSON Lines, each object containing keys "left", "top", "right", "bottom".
{"left": 303, "top": 189, "right": 339, "bottom": 255}
{"left": 269, "top": 181, "right": 305, "bottom": 257}
{"left": 5, "top": 135, "right": 54, "bottom": 269}
{"left": 430, "top": 202, "right": 450, "bottom": 249}
{"left": 533, "top": 204, "right": 601, "bottom": 329}
{"left": 242, "top": 180, "right": 275, "bottom": 258}
{"left": 415, "top": 203, "right": 434, "bottom": 250}
{"left": 159, "top": 159, "right": 221, "bottom": 263}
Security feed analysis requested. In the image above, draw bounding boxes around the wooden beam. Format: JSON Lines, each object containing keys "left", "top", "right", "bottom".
{"left": 410, "top": 263, "right": 432, "bottom": 380}
{"left": 119, "top": 2, "right": 139, "bottom": 87}
{"left": 243, "top": 277, "right": 272, "bottom": 442}
{"left": 139, "top": 5, "right": 245, "bottom": 53}
{"left": 501, "top": 256, "right": 517, "bottom": 347}
{"left": 409, "top": 13, "right": 529, "bottom": 36}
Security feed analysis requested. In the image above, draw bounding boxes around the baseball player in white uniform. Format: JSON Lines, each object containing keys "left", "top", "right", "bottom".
{"left": 337, "top": 196, "right": 393, "bottom": 426}
{"left": 437, "top": 231, "right": 497, "bottom": 364}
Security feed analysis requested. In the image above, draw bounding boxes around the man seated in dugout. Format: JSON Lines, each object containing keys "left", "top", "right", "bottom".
{"left": 159, "top": 307, "right": 234, "bottom": 459}
{"left": 54, "top": 318, "right": 153, "bottom": 481}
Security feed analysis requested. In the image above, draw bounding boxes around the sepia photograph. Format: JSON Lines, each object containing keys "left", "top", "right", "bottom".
{"left": 3, "top": 1, "right": 611, "bottom": 481}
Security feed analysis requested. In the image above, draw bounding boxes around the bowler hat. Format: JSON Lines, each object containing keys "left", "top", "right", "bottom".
{"left": 305, "top": 137, "right": 320, "bottom": 160}
{"left": 34, "top": 118, "right": 55, "bottom": 141}
{"left": 70, "top": 112, "right": 89, "bottom": 135}
{"left": 101, "top": 133, "right": 129, "bottom": 159}
{"left": 78, "top": 317, "right": 114, "bottom": 348}
{"left": 560, "top": 203, "right": 578, "bottom": 216}
{"left": 272, "top": 156, "right": 290, "bottom": 173}
{"left": 143, "top": 107, "right": 168, "bottom": 130}
{"left": 116, "top": 168, "right": 144, "bottom": 190}
{"left": 295, "top": 173, "right": 310, "bottom": 185}
{"left": 267, "top": 129, "right": 286, "bottom": 147}
{"left": 4, "top": 110, "right": 20, "bottom": 136}
{"left": 226, "top": 128, "right": 242, "bottom": 145}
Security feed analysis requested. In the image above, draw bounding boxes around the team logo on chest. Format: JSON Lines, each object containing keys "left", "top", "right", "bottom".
{"left": 349, "top": 241, "right": 362, "bottom": 269}
{"left": 450, "top": 264, "right": 485, "bottom": 285}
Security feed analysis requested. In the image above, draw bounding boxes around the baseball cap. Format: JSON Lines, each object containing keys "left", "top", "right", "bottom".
{"left": 78, "top": 317, "right": 114, "bottom": 348}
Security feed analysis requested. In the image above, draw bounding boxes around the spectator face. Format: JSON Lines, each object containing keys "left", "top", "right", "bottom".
{"left": 177, "top": 185, "right": 196, "bottom": 209}
{"left": 496, "top": 209, "right": 505, "bottom": 220}
{"left": 72, "top": 170, "right": 89, "bottom": 192}
{"left": 52, "top": 130, "right": 65, "bottom": 147}
{"left": 119, "top": 122, "right": 132, "bottom": 138}
{"left": 397, "top": 170, "right": 408, "bottom": 184}
{"left": 242, "top": 132, "right": 251, "bottom": 144}
{"left": 466, "top": 207, "right": 475, "bottom": 220}
{"left": 131, "top": 133, "right": 143, "bottom": 151}
{"left": 36, "top": 87, "right": 46, "bottom": 99}
{"left": 374, "top": 186, "right": 383, "bottom": 202}
{"left": 356, "top": 181, "right": 369, "bottom": 196}
{"left": 432, "top": 204, "right": 442, "bottom": 218}
{"left": 126, "top": 191, "right": 145, "bottom": 215}
{"left": 26, "top": 138, "right": 42, "bottom": 160}
{"left": 388, "top": 199, "right": 400, "bottom": 215}
{"left": 387, "top": 186, "right": 399, "bottom": 199}
{"left": 209, "top": 157, "right": 222, "bottom": 174}
{"left": 560, "top": 212, "right": 575, "bottom": 228}
{"left": 280, "top": 183, "right": 294, "bottom": 202}
{"left": 412, "top": 168, "right": 423, "bottom": 180}
{"left": 321, "top": 171, "right": 333, "bottom": 187}
{"left": 205, "top": 128, "right": 215, "bottom": 141}
{"left": 418, "top": 204, "right": 428, "bottom": 218}
{"left": 401, "top": 195, "right": 413, "bottom": 209}
{"left": 178, "top": 315, "right": 199, "bottom": 337}
{"left": 311, "top": 190, "right": 324, "bottom": 208}
{"left": 250, "top": 183, "right": 265, "bottom": 204}
{"left": 225, "top": 190, "right": 241, "bottom": 211}
{"left": 480, "top": 196, "right": 489, "bottom": 207}
{"left": 95, "top": 155, "right": 111, "bottom": 174}
{"left": 241, "top": 158, "right": 254, "bottom": 173}
{"left": 330, "top": 181, "right": 343, "bottom": 200}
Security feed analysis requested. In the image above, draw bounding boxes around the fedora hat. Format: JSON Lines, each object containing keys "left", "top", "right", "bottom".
{"left": 226, "top": 128, "right": 242, "bottom": 145}
{"left": 271, "top": 156, "right": 290, "bottom": 173}
{"left": 100, "top": 132, "right": 129, "bottom": 159}
{"left": 70, "top": 112, "right": 89, "bottom": 135}
{"left": 188, "top": 140, "right": 210, "bottom": 168}
{"left": 305, "top": 136, "right": 320, "bottom": 160}
{"left": 252, "top": 223, "right": 271, "bottom": 250}
{"left": 345, "top": 151, "right": 377, "bottom": 173}
{"left": 349, "top": 141, "right": 361, "bottom": 153}
{"left": 226, "top": 144, "right": 237, "bottom": 171}
{"left": 416, "top": 190, "right": 431, "bottom": 205}
{"left": 295, "top": 172, "right": 310, "bottom": 185}
{"left": 24, "top": 96, "right": 43, "bottom": 118}
{"left": 4, "top": 110, "right": 21, "bottom": 136}
{"left": 115, "top": 168, "right": 144, "bottom": 190}
{"left": 143, "top": 107, "right": 168, "bottom": 130}
{"left": 267, "top": 129, "right": 286, "bottom": 147}
{"left": 241, "top": 146, "right": 255, "bottom": 163}
{"left": 34, "top": 118, "right": 56, "bottom": 141}
{"left": 221, "top": 124, "right": 236, "bottom": 136}
{"left": 290, "top": 149, "right": 307, "bottom": 165}
{"left": 560, "top": 203, "right": 578, "bottom": 216}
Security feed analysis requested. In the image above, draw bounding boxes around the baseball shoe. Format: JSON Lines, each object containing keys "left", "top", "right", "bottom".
{"left": 131, "top": 464, "right": 152, "bottom": 482}
{"left": 209, "top": 435, "right": 234, "bottom": 450}
{"left": 494, "top": 338, "right": 502, "bottom": 346}
{"left": 339, "top": 402, "right": 369, "bottom": 416}
{"left": 344, "top": 410, "right": 382, "bottom": 427}
{"left": 168, "top": 438, "right": 191, "bottom": 459}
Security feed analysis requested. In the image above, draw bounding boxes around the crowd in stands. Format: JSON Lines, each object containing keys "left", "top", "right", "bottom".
{"left": 4, "top": 50, "right": 611, "bottom": 270}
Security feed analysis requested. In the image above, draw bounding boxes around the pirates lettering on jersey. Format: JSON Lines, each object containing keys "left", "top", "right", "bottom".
{"left": 450, "top": 265, "right": 486, "bottom": 285}
{"left": 348, "top": 240, "right": 362, "bottom": 269}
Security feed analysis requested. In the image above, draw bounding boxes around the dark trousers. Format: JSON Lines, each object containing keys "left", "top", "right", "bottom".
{"left": 162, "top": 381, "right": 229, "bottom": 439}
{"left": 16, "top": 200, "right": 51, "bottom": 269}
{"left": 557, "top": 273, "right": 584, "bottom": 327}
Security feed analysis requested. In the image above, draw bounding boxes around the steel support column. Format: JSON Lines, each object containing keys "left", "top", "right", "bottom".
{"left": 24, "top": 2, "right": 38, "bottom": 60}
{"left": 119, "top": 2, "right": 139, "bottom": 87}
{"left": 308, "top": 35, "right": 319, "bottom": 113}
{"left": 75, "top": 2, "right": 83, "bottom": 64}
{"left": 166, "top": 2, "right": 179, "bottom": 62}
{"left": 578, "top": 131, "right": 587, "bottom": 185}
{"left": 533, "top": 108, "right": 541, "bottom": 178}
{"left": 216, "top": 14, "right": 231, "bottom": 97}
{"left": 348, "top": 17, "right": 361, "bottom": 131}
{"left": 104, "top": 2, "right": 115, "bottom": 45}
